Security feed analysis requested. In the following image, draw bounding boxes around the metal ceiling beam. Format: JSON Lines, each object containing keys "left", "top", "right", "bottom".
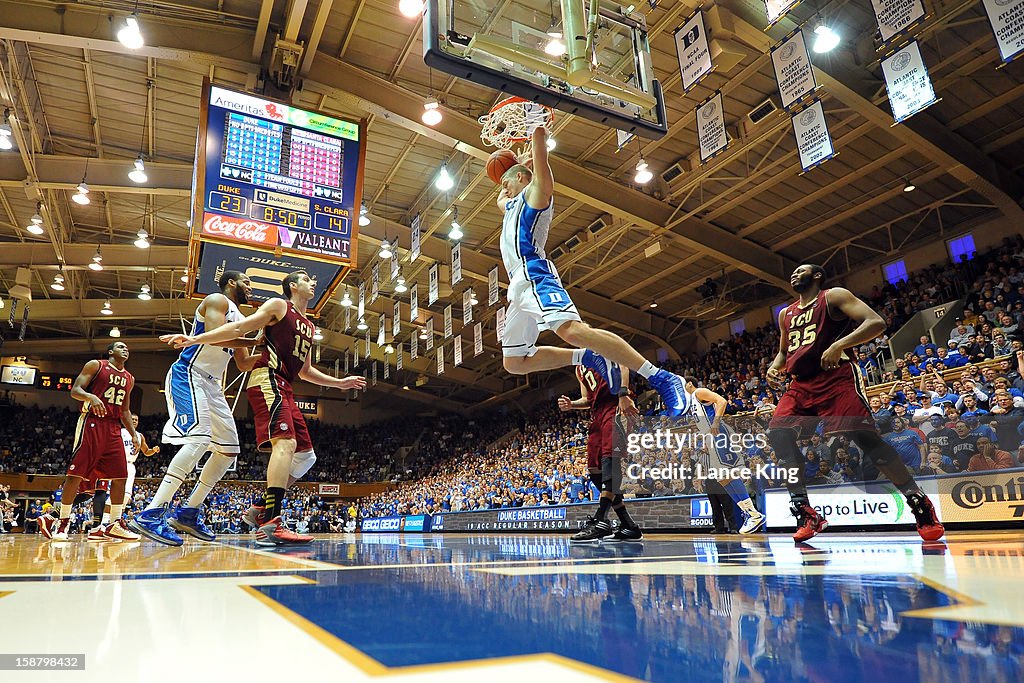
{"left": 0, "top": 154, "right": 191, "bottom": 196}
{"left": 252, "top": 0, "right": 276, "bottom": 60}
{"left": 0, "top": 244, "right": 186, "bottom": 269}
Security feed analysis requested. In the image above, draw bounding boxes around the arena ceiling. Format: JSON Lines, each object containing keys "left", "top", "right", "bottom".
{"left": 0, "top": 0, "right": 1021, "bottom": 408}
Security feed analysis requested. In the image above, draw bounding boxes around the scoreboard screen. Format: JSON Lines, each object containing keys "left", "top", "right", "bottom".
{"left": 37, "top": 372, "right": 75, "bottom": 391}
{"left": 195, "top": 84, "right": 364, "bottom": 264}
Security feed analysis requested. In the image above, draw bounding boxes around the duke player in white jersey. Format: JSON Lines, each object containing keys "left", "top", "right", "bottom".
{"left": 496, "top": 126, "right": 688, "bottom": 414}
{"left": 130, "top": 271, "right": 259, "bottom": 545}
{"left": 682, "top": 377, "right": 766, "bottom": 534}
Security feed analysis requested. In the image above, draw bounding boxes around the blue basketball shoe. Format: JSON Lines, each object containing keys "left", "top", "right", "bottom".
{"left": 580, "top": 350, "right": 622, "bottom": 395}
{"left": 647, "top": 368, "right": 688, "bottom": 416}
{"left": 168, "top": 506, "right": 216, "bottom": 542}
{"left": 128, "top": 505, "right": 184, "bottom": 546}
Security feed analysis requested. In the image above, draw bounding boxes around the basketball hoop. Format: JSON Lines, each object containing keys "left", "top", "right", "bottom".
{"left": 478, "top": 97, "right": 554, "bottom": 154}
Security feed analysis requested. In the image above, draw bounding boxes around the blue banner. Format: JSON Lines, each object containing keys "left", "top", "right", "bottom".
{"left": 495, "top": 508, "right": 567, "bottom": 522}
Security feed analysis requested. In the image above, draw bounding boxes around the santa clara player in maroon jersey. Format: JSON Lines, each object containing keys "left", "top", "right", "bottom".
{"left": 558, "top": 359, "right": 642, "bottom": 543}
{"left": 766, "top": 264, "right": 943, "bottom": 543}
{"left": 38, "top": 342, "right": 142, "bottom": 542}
{"left": 162, "top": 271, "right": 366, "bottom": 546}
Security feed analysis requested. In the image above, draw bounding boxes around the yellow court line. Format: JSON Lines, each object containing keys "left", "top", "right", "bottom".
{"left": 220, "top": 541, "right": 352, "bottom": 571}
{"left": 895, "top": 573, "right": 1024, "bottom": 626}
{"left": 240, "top": 585, "right": 644, "bottom": 683}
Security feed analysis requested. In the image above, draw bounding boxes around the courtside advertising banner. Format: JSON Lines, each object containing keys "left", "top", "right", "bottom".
{"left": 881, "top": 41, "right": 939, "bottom": 123}
{"left": 791, "top": 100, "right": 836, "bottom": 172}
{"left": 771, "top": 30, "right": 816, "bottom": 110}
{"left": 982, "top": 0, "right": 1024, "bottom": 63}
{"left": 870, "top": 0, "right": 927, "bottom": 44}
{"left": 696, "top": 92, "right": 728, "bottom": 163}
{"left": 674, "top": 11, "right": 713, "bottom": 93}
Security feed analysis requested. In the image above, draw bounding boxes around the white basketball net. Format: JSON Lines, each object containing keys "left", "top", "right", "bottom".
{"left": 478, "top": 99, "right": 553, "bottom": 150}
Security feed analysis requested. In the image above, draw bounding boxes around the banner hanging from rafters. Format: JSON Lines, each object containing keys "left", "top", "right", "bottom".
{"left": 474, "top": 322, "right": 483, "bottom": 356}
{"left": 410, "top": 213, "right": 421, "bottom": 262}
{"left": 981, "top": 0, "right": 1024, "bottom": 63}
{"left": 410, "top": 284, "right": 418, "bottom": 321}
{"left": 881, "top": 41, "right": 939, "bottom": 123}
{"left": 437, "top": 345, "right": 444, "bottom": 375}
{"left": 674, "top": 10, "right": 713, "bottom": 93}
{"left": 463, "top": 289, "right": 473, "bottom": 324}
{"left": 488, "top": 266, "right": 499, "bottom": 306}
{"left": 393, "top": 301, "right": 401, "bottom": 338}
{"left": 496, "top": 306, "right": 506, "bottom": 345}
{"left": 396, "top": 343, "right": 402, "bottom": 371}
{"left": 411, "top": 332, "right": 418, "bottom": 359}
{"left": 791, "top": 100, "right": 837, "bottom": 172}
{"left": 426, "top": 317, "right": 434, "bottom": 351}
{"left": 870, "top": 0, "right": 927, "bottom": 45}
{"left": 696, "top": 91, "right": 728, "bottom": 163}
{"left": 764, "top": 0, "right": 801, "bottom": 28}
{"left": 454, "top": 335, "right": 463, "bottom": 366}
{"left": 444, "top": 304, "right": 453, "bottom": 338}
{"left": 771, "top": 29, "right": 817, "bottom": 110}
{"left": 428, "top": 263, "right": 439, "bottom": 304}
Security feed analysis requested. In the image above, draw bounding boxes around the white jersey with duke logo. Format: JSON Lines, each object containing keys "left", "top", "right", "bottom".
{"left": 500, "top": 189, "right": 554, "bottom": 285}
{"left": 175, "top": 298, "right": 243, "bottom": 381}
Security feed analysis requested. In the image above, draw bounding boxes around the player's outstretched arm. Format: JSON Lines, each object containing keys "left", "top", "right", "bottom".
{"left": 299, "top": 352, "right": 367, "bottom": 391}
{"left": 822, "top": 288, "right": 887, "bottom": 370}
{"left": 767, "top": 309, "right": 788, "bottom": 389}
{"left": 70, "top": 360, "right": 106, "bottom": 417}
{"left": 525, "top": 125, "right": 553, "bottom": 210}
{"left": 161, "top": 298, "right": 285, "bottom": 349}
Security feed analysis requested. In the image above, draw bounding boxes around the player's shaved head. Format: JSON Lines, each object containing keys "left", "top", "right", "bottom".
{"left": 501, "top": 164, "right": 532, "bottom": 184}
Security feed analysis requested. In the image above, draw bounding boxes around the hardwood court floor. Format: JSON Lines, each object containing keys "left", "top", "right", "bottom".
{"left": 0, "top": 530, "right": 1021, "bottom": 682}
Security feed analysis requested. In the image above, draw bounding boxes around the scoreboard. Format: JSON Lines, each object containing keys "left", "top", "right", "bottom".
{"left": 37, "top": 373, "right": 74, "bottom": 391}
{"left": 189, "top": 82, "right": 364, "bottom": 313}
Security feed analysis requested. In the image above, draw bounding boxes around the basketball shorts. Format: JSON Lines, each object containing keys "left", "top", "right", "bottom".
{"left": 162, "top": 361, "right": 240, "bottom": 454}
{"left": 246, "top": 367, "right": 312, "bottom": 453}
{"left": 586, "top": 406, "right": 618, "bottom": 469}
{"left": 80, "top": 477, "right": 110, "bottom": 494}
{"left": 68, "top": 414, "right": 128, "bottom": 481}
{"left": 693, "top": 418, "right": 744, "bottom": 469}
{"left": 769, "top": 363, "right": 874, "bottom": 435}
{"left": 501, "top": 264, "right": 581, "bottom": 358}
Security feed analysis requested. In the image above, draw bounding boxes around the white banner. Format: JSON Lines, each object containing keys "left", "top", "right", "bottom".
{"left": 410, "top": 284, "right": 418, "bottom": 321}
{"left": 372, "top": 361, "right": 377, "bottom": 386}
{"left": 463, "top": 290, "right": 473, "bottom": 324}
{"left": 451, "top": 242, "right": 462, "bottom": 285}
{"left": 454, "top": 335, "right": 462, "bottom": 366}
{"left": 428, "top": 263, "right": 439, "bottom": 304}
{"left": 411, "top": 333, "right": 418, "bottom": 360}
{"left": 410, "top": 213, "right": 421, "bottom": 262}
{"left": 344, "top": 351, "right": 349, "bottom": 373}
{"left": 764, "top": 0, "right": 800, "bottom": 27}
{"left": 488, "top": 266, "right": 499, "bottom": 306}
{"left": 437, "top": 346, "right": 444, "bottom": 375}
{"left": 354, "top": 341, "right": 360, "bottom": 366}
{"left": 474, "top": 322, "right": 483, "bottom": 356}
{"left": 496, "top": 306, "right": 506, "bottom": 344}
{"left": 371, "top": 263, "right": 380, "bottom": 302}
{"left": 390, "top": 252, "right": 399, "bottom": 282}
{"left": 426, "top": 317, "right": 434, "bottom": 351}
{"left": 982, "top": 0, "right": 1024, "bottom": 63}
{"left": 444, "top": 304, "right": 453, "bottom": 338}
{"left": 344, "top": 306, "right": 350, "bottom": 331}
{"left": 696, "top": 92, "right": 728, "bottom": 163}
{"left": 383, "top": 356, "right": 389, "bottom": 379}
{"left": 674, "top": 11, "right": 713, "bottom": 93}
{"left": 357, "top": 281, "right": 365, "bottom": 319}
{"left": 881, "top": 41, "right": 938, "bottom": 123}
{"left": 393, "top": 301, "right": 401, "bottom": 338}
{"left": 377, "top": 316, "right": 385, "bottom": 346}
{"left": 792, "top": 100, "right": 836, "bottom": 172}
{"left": 615, "top": 129, "right": 635, "bottom": 151}
{"left": 771, "top": 30, "right": 816, "bottom": 110}
{"left": 365, "top": 327, "right": 370, "bottom": 347}
{"left": 871, "top": 0, "right": 926, "bottom": 44}
{"left": 396, "top": 343, "right": 403, "bottom": 371}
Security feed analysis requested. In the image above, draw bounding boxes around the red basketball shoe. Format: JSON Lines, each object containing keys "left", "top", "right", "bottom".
{"left": 255, "top": 516, "right": 314, "bottom": 547}
{"left": 791, "top": 503, "right": 828, "bottom": 543}
{"left": 906, "top": 491, "right": 945, "bottom": 542}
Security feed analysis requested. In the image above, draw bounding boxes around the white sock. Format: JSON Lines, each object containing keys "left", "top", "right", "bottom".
{"left": 188, "top": 452, "right": 234, "bottom": 508}
{"left": 737, "top": 498, "right": 758, "bottom": 515}
{"left": 101, "top": 513, "right": 110, "bottom": 524}
{"left": 146, "top": 443, "right": 209, "bottom": 510}
{"left": 110, "top": 504, "right": 123, "bottom": 520}
{"left": 571, "top": 349, "right": 585, "bottom": 365}
{"left": 638, "top": 360, "right": 658, "bottom": 379}
{"left": 59, "top": 503, "right": 72, "bottom": 520}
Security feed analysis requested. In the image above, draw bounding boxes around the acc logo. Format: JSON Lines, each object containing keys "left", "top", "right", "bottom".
{"left": 799, "top": 109, "right": 817, "bottom": 127}
{"left": 891, "top": 52, "right": 913, "bottom": 72}
{"left": 701, "top": 101, "right": 718, "bottom": 120}
{"left": 780, "top": 43, "right": 796, "bottom": 61}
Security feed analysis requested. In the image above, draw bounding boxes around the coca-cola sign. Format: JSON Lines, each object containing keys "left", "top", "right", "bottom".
{"left": 202, "top": 212, "right": 278, "bottom": 246}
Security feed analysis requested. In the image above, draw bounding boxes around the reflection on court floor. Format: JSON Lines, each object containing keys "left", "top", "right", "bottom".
{"left": 0, "top": 531, "right": 1021, "bottom": 682}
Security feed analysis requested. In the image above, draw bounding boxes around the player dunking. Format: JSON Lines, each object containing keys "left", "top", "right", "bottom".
{"left": 559, "top": 362, "right": 643, "bottom": 543}
{"left": 134, "top": 271, "right": 259, "bottom": 545}
{"left": 38, "top": 342, "right": 142, "bottom": 542}
{"left": 766, "top": 264, "right": 944, "bottom": 542}
{"left": 162, "top": 271, "right": 366, "bottom": 546}
{"left": 496, "top": 125, "right": 688, "bottom": 415}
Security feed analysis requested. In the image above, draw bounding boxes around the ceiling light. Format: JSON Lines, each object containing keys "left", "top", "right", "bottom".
{"left": 448, "top": 220, "right": 463, "bottom": 241}
{"left": 100, "top": 299, "right": 113, "bottom": 315}
{"left": 544, "top": 37, "right": 566, "bottom": 56}
{"left": 134, "top": 228, "right": 150, "bottom": 249}
{"left": 634, "top": 159, "right": 653, "bottom": 184}
{"left": 379, "top": 238, "right": 392, "bottom": 259}
{"left": 26, "top": 222, "right": 44, "bottom": 236}
{"left": 470, "top": 290, "right": 479, "bottom": 305}
{"left": 128, "top": 154, "right": 147, "bottom": 184}
{"left": 422, "top": 97, "right": 442, "bottom": 126}
{"left": 340, "top": 287, "right": 353, "bottom": 307}
{"left": 313, "top": 327, "right": 324, "bottom": 341}
{"left": 138, "top": 284, "right": 152, "bottom": 301}
{"left": 357, "top": 318, "right": 368, "bottom": 331}
{"left": 419, "top": 328, "right": 428, "bottom": 339}
{"left": 109, "top": 326, "right": 121, "bottom": 338}
{"left": 398, "top": 0, "right": 423, "bottom": 19}
{"left": 89, "top": 246, "right": 103, "bottom": 271}
{"left": 903, "top": 181, "right": 916, "bottom": 193}
{"left": 117, "top": 15, "right": 144, "bottom": 50}
{"left": 403, "top": 385, "right": 410, "bottom": 390}
{"left": 384, "top": 344, "right": 395, "bottom": 354}
{"left": 812, "top": 25, "right": 840, "bottom": 54}
{"left": 649, "top": 301, "right": 658, "bottom": 308}
{"left": 435, "top": 164, "right": 454, "bottom": 192}
{"left": 0, "top": 134, "right": 11, "bottom": 151}
{"left": 359, "top": 203, "right": 370, "bottom": 227}
{"left": 546, "top": 137, "right": 556, "bottom": 151}
{"left": 73, "top": 182, "right": 90, "bottom": 205}
{"left": 394, "top": 277, "right": 408, "bottom": 294}
{"left": 50, "top": 274, "right": 65, "bottom": 291}
{"left": 180, "top": 270, "right": 189, "bottom": 284}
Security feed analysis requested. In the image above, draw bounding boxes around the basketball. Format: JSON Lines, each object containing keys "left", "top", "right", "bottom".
{"left": 486, "top": 149, "right": 519, "bottom": 184}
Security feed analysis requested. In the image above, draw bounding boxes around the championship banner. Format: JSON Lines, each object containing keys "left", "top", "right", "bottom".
{"left": 396, "top": 342, "right": 403, "bottom": 370}
{"left": 696, "top": 92, "right": 728, "bottom": 163}
{"left": 371, "top": 262, "right": 380, "bottom": 303}
{"left": 488, "top": 266, "right": 499, "bottom": 306}
{"left": 871, "top": 0, "right": 927, "bottom": 45}
{"left": 791, "top": 100, "right": 836, "bottom": 172}
{"left": 881, "top": 41, "right": 939, "bottom": 123}
{"left": 615, "top": 129, "right": 635, "bottom": 151}
{"left": 496, "top": 306, "right": 506, "bottom": 344}
{"left": 426, "top": 317, "right": 434, "bottom": 350}
{"left": 474, "top": 322, "right": 483, "bottom": 356}
{"left": 454, "top": 335, "right": 463, "bottom": 366}
{"left": 343, "top": 351, "right": 349, "bottom": 373}
{"left": 982, "top": 0, "right": 1024, "bottom": 63}
{"left": 344, "top": 305, "right": 350, "bottom": 331}
{"left": 411, "top": 332, "right": 418, "bottom": 359}
{"left": 674, "top": 11, "right": 713, "bottom": 93}
{"left": 365, "top": 327, "right": 370, "bottom": 347}
{"left": 372, "top": 361, "right": 377, "bottom": 386}
{"left": 390, "top": 252, "right": 399, "bottom": 282}
{"left": 463, "top": 289, "right": 473, "bottom": 324}
{"left": 358, "top": 281, "right": 365, "bottom": 319}
{"left": 428, "top": 263, "right": 439, "bottom": 304}
{"left": 764, "top": 0, "right": 801, "bottom": 28}
{"left": 437, "top": 346, "right": 444, "bottom": 374}
{"left": 377, "top": 316, "right": 385, "bottom": 346}
{"left": 444, "top": 304, "right": 453, "bottom": 338}
{"left": 451, "top": 242, "right": 462, "bottom": 285}
{"left": 383, "top": 356, "right": 389, "bottom": 379}
{"left": 410, "top": 213, "right": 421, "bottom": 262}
{"left": 354, "top": 340, "right": 360, "bottom": 366}
{"left": 393, "top": 301, "right": 401, "bottom": 338}
{"left": 771, "top": 30, "right": 816, "bottom": 110}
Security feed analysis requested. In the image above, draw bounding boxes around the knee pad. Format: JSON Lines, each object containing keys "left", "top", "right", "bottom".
{"left": 849, "top": 430, "right": 898, "bottom": 465}
{"left": 600, "top": 457, "right": 622, "bottom": 495}
{"left": 290, "top": 449, "right": 316, "bottom": 480}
